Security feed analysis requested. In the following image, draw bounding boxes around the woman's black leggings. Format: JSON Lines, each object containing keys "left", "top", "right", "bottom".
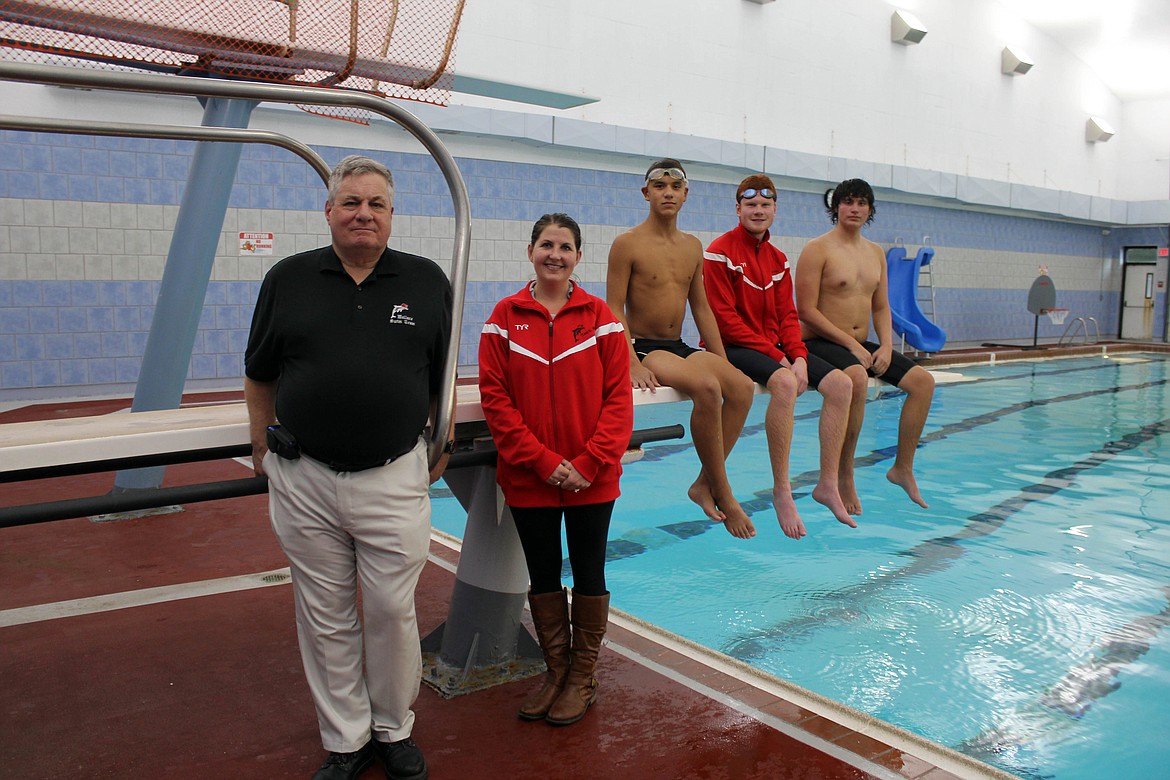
{"left": 509, "top": 501, "right": 615, "bottom": 596}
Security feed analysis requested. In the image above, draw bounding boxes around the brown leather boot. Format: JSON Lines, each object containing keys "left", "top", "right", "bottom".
{"left": 546, "top": 591, "right": 609, "bottom": 726}
{"left": 518, "top": 588, "right": 570, "bottom": 720}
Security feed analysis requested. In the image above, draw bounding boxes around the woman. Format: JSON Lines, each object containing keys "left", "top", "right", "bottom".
{"left": 479, "top": 213, "right": 634, "bottom": 725}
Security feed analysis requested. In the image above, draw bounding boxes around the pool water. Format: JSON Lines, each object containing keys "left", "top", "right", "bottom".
{"left": 431, "top": 354, "right": 1170, "bottom": 780}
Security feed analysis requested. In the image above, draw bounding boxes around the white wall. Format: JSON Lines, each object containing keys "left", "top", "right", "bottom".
{"left": 454, "top": 0, "right": 1169, "bottom": 203}
{"left": 1120, "top": 98, "right": 1170, "bottom": 202}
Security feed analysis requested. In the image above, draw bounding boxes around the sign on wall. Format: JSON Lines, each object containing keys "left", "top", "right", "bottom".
{"left": 239, "top": 232, "right": 274, "bottom": 255}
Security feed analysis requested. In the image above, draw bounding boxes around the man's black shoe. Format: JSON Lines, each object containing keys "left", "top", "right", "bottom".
{"left": 311, "top": 741, "right": 374, "bottom": 780}
{"left": 373, "top": 738, "right": 427, "bottom": 780}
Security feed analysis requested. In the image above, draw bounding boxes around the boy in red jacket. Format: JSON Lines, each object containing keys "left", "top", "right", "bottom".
{"left": 704, "top": 174, "right": 856, "bottom": 539}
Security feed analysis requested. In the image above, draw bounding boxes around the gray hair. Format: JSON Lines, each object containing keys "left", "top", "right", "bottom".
{"left": 327, "top": 155, "right": 395, "bottom": 205}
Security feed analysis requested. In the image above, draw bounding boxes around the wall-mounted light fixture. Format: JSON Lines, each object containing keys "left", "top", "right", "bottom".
{"left": 891, "top": 10, "right": 927, "bottom": 45}
{"left": 1001, "top": 46, "right": 1034, "bottom": 76}
{"left": 1085, "top": 116, "right": 1115, "bottom": 143}
{"left": 743, "top": 0, "right": 776, "bottom": 4}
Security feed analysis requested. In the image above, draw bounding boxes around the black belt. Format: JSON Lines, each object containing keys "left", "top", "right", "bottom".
{"left": 302, "top": 444, "right": 414, "bottom": 473}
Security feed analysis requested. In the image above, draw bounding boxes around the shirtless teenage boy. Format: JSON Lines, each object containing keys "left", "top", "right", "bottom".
{"left": 704, "top": 174, "right": 856, "bottom": 540}
{"left": 794, "top": 178, "right": 935, "bottom": 511}
{"left": 607, "top": 159, "right": 757, "bottom": 538}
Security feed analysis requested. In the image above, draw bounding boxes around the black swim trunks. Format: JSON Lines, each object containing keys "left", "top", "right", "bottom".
{"left": 803, "top": 338, "right": 916, "bottom": 386}
{"left": 633, "top": 338, "right": 700, "bottom": 361}
{"left": 725, "top": 346, "right": 838, "bottom": 389}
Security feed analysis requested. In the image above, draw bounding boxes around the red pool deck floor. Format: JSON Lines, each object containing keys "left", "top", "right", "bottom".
{"left": 0, "top": 396, "right": 993, "bottom": 780}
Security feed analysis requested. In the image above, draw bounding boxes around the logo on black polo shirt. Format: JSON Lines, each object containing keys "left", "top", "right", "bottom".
{"left": 390, "top": 303, "right": 415, "bottom": 326}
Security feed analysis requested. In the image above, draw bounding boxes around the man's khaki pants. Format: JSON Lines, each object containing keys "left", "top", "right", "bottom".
{"left": 265, "top": 439, "right": 431, "bottom": 753}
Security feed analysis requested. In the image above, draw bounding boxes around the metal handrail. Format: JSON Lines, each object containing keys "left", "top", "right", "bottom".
{"left": 0, "top": 114, "right": 332, "bottom": 183}
{"left": 0, "top": 59, "right": 471, "bottom": 470}
{"left": 1059, "top": 316, "right": 1101, "bottom": 346}
{"left": 1085, "top": 316, "right": 1101, "bottom": 344}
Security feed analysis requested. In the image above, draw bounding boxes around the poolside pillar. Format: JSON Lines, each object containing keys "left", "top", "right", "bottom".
{"left": 421, "top": 461, "right": 543, "bottom": 696}
{"left": 113, "top": 96, "right": 257, "bottom": 493}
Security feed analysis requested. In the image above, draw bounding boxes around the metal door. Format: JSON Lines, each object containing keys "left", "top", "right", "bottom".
{"left": 1120, "top": 254, "right": 1155, "bottom": 340}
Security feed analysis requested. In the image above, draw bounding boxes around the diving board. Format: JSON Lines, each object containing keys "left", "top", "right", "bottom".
{"left": 0, "top": 384, "right": 695, "bottom": 477}
{"left": 0, "top": 370, "right": 977, "bottom": 478}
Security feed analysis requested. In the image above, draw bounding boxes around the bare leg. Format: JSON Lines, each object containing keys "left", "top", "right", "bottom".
{"left": 810, "top": 370, "right": 856, "bottom": 528}
{"left": 691, "top": 358, "right": 754, "bottom": 528}
{"left": 838, "top": 365, "right": 869, "bottom": 515}
{"left": 686, "top": 397, "right": 728, "bottom": 524}
{"left": 717, "top": 360, "right": 753, "bottom": 460}
{"left": 763, "top": 369, "right": 805, "bottom": 540}
{"left": 700, "top": 359, "right": 756, "bottom": 538}
{"left": 886, "top": 366, "right": 935, "bottom": 508}
{"left": 646, "top": 352, "right": 756, "bottom": 538}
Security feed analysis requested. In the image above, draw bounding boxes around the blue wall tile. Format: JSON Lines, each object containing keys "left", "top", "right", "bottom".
{"left": 30, "top": 360, "right": 59, "bottom": 387}
{"left": 44, "top": 333, "right": 74, "bottom": 359}
{"left": 114, "top": 356, "right": 140, "bottom": 382}
{"left": 16, "top": 334, "right": 43, "bottom": 360}
{"left": 59, "top": 309, "right": 88, "bottom": 334}
{"left": 0, "top": 309, "right": 30, "bottom": 334}
{"left": 59, "top": 359, "right": 88, "bottom": 385}
{"left": 21, "top": 145, "right": 51, "bottom": 172}
{"left": 189, "top": 354, "right": 216, "bottom": 379}
{"left": 29, "top": 308, "right": 59, "bottom": 333}
{"left": 40, "top": 170, "right": 73, "bottom": 199}
{"left": 1, "top": 361, "right": 31, "bottom": 388}
{"left": 81, "top": 149, "right": 110, "bottom": 176}
{"left": 88, "top": 307, "right": 114, "bottom": 332}
{"left": 101, "top": 332, "right": 128, "bottom": 357}
{"left": 12, "top": 280, "right": 41, "bottom": 306}
{"left": 88, "top": 358, "right": 115, "bottom": 384}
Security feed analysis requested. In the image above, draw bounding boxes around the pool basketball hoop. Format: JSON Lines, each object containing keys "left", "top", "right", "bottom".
{"left": 1042, "top": 308, "right": 1068, "bottom": 326}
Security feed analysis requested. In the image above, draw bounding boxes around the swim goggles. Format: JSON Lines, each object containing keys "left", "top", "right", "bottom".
{"left": 738, "top": 187, "right": 776, "bottom": 201}
{"left": 645, "top": 167, "right": 687, "bottom": 182}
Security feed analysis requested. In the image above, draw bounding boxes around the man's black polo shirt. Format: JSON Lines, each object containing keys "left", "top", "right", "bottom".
{"left": 244, "top": 245, "right": 452, "bottom": 468}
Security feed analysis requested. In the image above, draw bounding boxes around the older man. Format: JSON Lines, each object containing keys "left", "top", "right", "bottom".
{"left": 245, "top": 155, "right": 451, "bottom": 780}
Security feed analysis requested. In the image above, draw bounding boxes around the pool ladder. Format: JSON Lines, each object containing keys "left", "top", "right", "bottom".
{"left": 1058, "top": 316, "right": 1100, "bottom": 346}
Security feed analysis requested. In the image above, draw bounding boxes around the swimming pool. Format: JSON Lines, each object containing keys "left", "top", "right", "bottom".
{"left": 432, "top": 353, "right": 1170, "bottom": 780}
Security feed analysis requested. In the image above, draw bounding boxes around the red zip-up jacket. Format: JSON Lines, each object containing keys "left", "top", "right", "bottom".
{"left": 479, "top": 283, "right": 633, "bottom": 508}
{"left": 704, "top": 223, "right": 808, "bottom": 363}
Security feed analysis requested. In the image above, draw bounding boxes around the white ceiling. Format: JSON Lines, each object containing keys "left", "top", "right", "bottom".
{"left": 998, "top": 0, "right": 1170, "bottom": 101}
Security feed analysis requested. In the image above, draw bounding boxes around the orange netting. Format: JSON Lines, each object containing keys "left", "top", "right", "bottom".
{"left": 0, "top": 0, "right": 465, "bottom": 116}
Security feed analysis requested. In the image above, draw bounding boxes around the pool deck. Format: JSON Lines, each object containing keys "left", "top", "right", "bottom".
{"left": 2, "top": 341, "right": 1165, "bottom": 780}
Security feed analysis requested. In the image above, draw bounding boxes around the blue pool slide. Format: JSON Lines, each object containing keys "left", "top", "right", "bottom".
{"left": 885, "top": 246, "right": 946, "bottom": 353}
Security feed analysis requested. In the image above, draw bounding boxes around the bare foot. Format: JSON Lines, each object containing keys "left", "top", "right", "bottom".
{"left": 838, "top": 474, "right": 862, "bottom": 516}
{"left": 773, "top": 487, "right": 807, "bottom": 540}
{"left": 722, "top": 511, "right": 757, "bottom": 539}
{"left": 887, "top": 465, "right": 928, "bottom": 508}
{"left": 688, "top": 476, "right": 726, "bottom": 523}
{"left": 714, "top": 492, "right": 755, "bottom": 538}
{"left": 812, "top": 481, "right": 858, "bottom": 529}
